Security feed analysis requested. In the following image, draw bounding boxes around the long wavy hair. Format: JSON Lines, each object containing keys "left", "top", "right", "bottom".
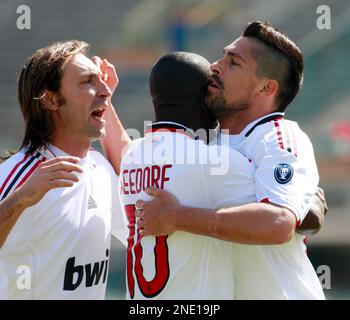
{"left": 2, "top": 40, "right": 89, "bottom": 160}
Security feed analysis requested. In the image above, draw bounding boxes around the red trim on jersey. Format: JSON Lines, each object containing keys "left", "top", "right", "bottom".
{"left": 272, "top": 116, "right": 284, "bottom": 121}
{"left": 145, "top": 128, "right": 194, "bottom": 139}
{"left": 0, "top": 154, "right": 28, "bottom": 195}
{"left": 273, "top": 116, "right": 284, "bottom": 121}
{"left": 273, "top": 119, "right": 299, "bottom": 157}
{"left": 245, "top": 114, "right": 283, "bottom": 137}
{"left": 273, "top": 120, "right": 284, "bottom": 150}
{"left": 15, "top": 157, "right": 46, "bottom": 190}
{"left": 290, "top": 125, "right": 298, "bottom": 157}
{"left": 260, "top": 198, "right": 270, "bottom": 203}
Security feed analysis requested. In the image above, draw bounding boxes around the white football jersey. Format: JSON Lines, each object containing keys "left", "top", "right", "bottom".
{"left": 0, "top": 144, "right": 126, "bottom": 299}
{"left": 119, "top": 122, "right": 256, "bottom": 300}
{"left": 219, "top": 112, "right": 325, "bottom": 300}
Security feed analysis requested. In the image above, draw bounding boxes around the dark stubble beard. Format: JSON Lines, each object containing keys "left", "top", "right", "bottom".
{"left": 203, "top": 90, "right": 249, "bottom": 118}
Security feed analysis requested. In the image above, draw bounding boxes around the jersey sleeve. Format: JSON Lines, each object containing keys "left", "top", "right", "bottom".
{"left": 110, "top": 173, "right": 128, "bottom": 247}
{"left": 253, "top": 125, "right": 319, "bottom": 223}
{"left": 0, "top": 151, "right": 27, "bottom": 200}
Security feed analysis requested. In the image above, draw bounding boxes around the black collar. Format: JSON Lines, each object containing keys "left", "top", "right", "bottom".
{"left": 146, "top": 121, "right": 199, "bottom": 140}
{"left": 245, "top": 114, "right": 284, "bottom": 137}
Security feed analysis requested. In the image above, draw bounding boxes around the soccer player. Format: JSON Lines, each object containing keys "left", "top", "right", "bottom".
{"left": 117, "top": 52, "right": 257, "bottom": 299}
{"left": 136, "top": 22, "right": 326, "bottom": 299}
{"left": 0, "top": 40, "right": 127, "bottom": 299}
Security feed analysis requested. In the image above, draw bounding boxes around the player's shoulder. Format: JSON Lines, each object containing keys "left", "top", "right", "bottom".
{"left": 120, "top": 138, "right": 146, "bottom": 166}
{"left": 123, "top": 137, "right": 144, "bottom": 154}
{"left": 0, "top": 149, "right": 36, "bottom": 191}
{"left": 0, "top": 149, "right": 27, "bottom": 174}
{"left": 251, "top": 117, "right": 294, "bottom": 138}
{"left": 249, "top": 117, "right": 312, "bottom": 157}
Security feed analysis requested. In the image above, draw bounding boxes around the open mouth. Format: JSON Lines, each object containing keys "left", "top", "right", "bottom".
{"left": 91, "top": 108, "right": 106, "bottom": 120}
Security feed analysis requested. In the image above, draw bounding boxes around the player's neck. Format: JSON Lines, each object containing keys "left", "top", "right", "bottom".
{"left": 49, "top": 134, "right": 91, "bottom": 158}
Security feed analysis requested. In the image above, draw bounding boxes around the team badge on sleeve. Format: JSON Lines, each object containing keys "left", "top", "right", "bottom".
{"left": 274, "top": 164, "right": 294, "bottom": 184}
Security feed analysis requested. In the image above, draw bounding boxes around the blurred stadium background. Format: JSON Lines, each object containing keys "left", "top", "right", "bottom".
{"left": 0, "top": 0, "right": 349, "bottom": 299}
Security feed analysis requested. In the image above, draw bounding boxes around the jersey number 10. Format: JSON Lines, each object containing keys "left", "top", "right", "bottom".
{"left": 124, "top": 205, "right": 170, "bottom": 298}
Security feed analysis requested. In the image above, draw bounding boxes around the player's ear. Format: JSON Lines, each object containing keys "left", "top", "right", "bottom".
{"left": 41, "top": 90, "right": 61, "bottom": 111}
{"left": 259, "top": 79, "right": 278, "bottom": 98}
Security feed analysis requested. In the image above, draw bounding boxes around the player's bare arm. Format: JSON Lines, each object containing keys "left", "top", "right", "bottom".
{"left": 136, "top": 188, "right": 296, "bottom": 245}
{"left": 92, "top": 56, "right": 131, "bottom": 175}
{"left": 296, "top": 187, "right": 328, "bottom": 235}
{"left": 0, "top": 157, "right": 82, "bottom": 248}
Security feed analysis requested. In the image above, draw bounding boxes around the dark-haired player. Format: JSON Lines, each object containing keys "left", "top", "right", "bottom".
{"left": 117, "top": 52, "right": 257, "bottom": 299}
{"left": 136, "top": 21, "right": 325, "bottom": 299}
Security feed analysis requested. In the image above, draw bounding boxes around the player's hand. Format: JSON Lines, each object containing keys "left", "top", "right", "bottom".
{"left": 315, "top": 187, "right": 328, "bottom": 215}
{"left": 135, "top": 187, "right": 180, "bottom": 237}
{"left": 296, "top": 187, "right": 328, "bottom": 235}
{"left": 16, "top": 157, "right": 83, "bottom": 208}
{"left": 91, "top": 56, "right": 119, "bottom": 97}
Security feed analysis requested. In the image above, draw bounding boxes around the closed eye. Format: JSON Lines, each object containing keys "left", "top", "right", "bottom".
{"left": 81, "top": 71, "right": 100, "bottom": 84}
{"left": 81, "top": 76, "right": 95, "bottom": 84}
